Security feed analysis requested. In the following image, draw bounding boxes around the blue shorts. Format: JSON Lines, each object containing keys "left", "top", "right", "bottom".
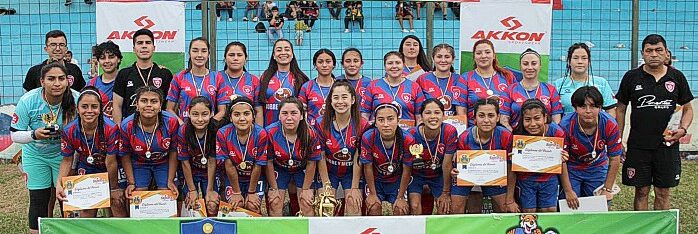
{"left": 182, "top": 174, "right": 221, "bottom": 198}
{"left": 223, "top": 177, "right": 267, "bottom": 199}
{"left": 275, "top": 167, "right": 306, "bottom": 190}
{"left": 451, "top": 184, "right": 507, "bottom": 197}
{"left": 76, "top": 164, "right": 127, "bottom": 189}
{"left": 517, "top": 177, "right": 559, "bottom": 209}
{"left": 408, "top": 175, "right": 444, "bottom": 197}
{"left": 133, "top": 163, "right": 170, "bottom": 189}
{"left": 329, "top": 173, "right": 357, "bottom": 190}
{"left": 366, "top": 179, "right": 402, "bottom": 203}
{"left": 561, "top": 167, "right": 607, "bottom": 198}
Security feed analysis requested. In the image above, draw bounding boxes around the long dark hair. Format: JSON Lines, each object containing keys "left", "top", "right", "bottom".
{"left": 561, "top": 42, "right": 594, "bottom": 87}
{"left": 322, "top": 80, "right": 361, "bottom": 149}
{"left": 223, "top": 41, "right": 248, "bottom": 72}
{"left": 399, "top": 35, "right": 431, "bottom": 72}
{"left": 40, "top": 63, "right": 76, "bottom": 125}
{"left": 225, "top": 96, "right": 256, "bottom": 126}
{"left": 77, "top": 86, "right": 106, "bottom": 150}
{"left": 431, "top": 43, "right": 456, "bottom": 73}
{"left": 513, "top": 99, "right": 549, "bottom": 136}
{"left": 184, "top": 96, "right": 217, "bottom": 159}
{"left": 132, "top": 86, "right": 166, "bottom": 134}
{"left": 258, "top": 39, "right": 310, "bottom": 104}
{"left": 279, "top": 97, "right": 312, "bottom": 165}
{"left": 313, "top": 48, "right": 337, "bottom": 79}
{"left": 361, "top": 103, "right": 404, "bottom": 164}
{"left": 186, "top": 37, "right": 210, "bottom": 73}
{"left": 471, "top": 39, "right": 514, "bottom": 83}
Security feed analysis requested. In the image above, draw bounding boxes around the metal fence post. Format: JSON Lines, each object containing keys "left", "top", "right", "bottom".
{"left": 209, "top": 2, "right": 217, "bottom": 71}
{"left": 631, "top": 0, "right": 639, "bottom": 68}
{"left": 426, "top": 1, "right": 435, "bottom": 68}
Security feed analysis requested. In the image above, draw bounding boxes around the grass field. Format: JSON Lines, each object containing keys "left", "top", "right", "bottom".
{"left": 1, "top": 161, "right": 695, "bottom": 233}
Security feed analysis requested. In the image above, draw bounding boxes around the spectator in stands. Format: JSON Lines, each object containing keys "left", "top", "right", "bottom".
{"left": 24, "top": 30, "right": 85, "bottom": 92}
{"left": 65, "top": 50, "right": 79, "bottom": 65}
{"left": 436, "top": 2, "right": 448, "bottom": 20}
{"left": 259, "top": 0, "right": 277, "bottom": 21}
{"left": 216, "top": 1, "right": 235, "bottom": 22}
{"left": 65, "top": 0, "right": 92, "bottom": 6}
{"left": 285, "top": 0, "right": 302, "bottom": 20}
{"left": 268, "top": 7, "right": 285, "bottom": 43}
{"left": 327, "top": 0, "right": 342, "bottom": 20}
{"left": 396, "top": 1, "right": 415, "bottom": 33}
{"left": 344, "top": 1, "right": 364, "bottom": 33}
{"left": 448, "top": 2, "right": 460, "bottom": 20}
{"left": 413, "top": 1, "right": 422, "bottom": 20}
{"left": 243, "top": 0, "right": 260, "bottom": 21}
{"left": 301, "top": 0, "right": 320, "bottom": 32}
{"left": 295, "top": 19, "right": 309, "bottom": 46}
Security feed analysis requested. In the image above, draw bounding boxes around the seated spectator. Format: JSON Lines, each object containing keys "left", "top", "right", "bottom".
{"left": 344, "top": 1, "right": 364, "bottom": 33}
{"left": 244, "top": 1, "right": 260, "bottom": 21}
{"left": 216, "top": 1, "right": 235, "bottom": 22}
{"left": 301, "top": 0, "right": 319, "bottom": 32}
{"left": 285, "top": 0, "right": 302, "bottom": 20}
{"left": 259, "top": 0, "right": 277, "bottom": 21}
{"left": 327, "top": 0, "right": 342, "bottom": 20}
{"left": 413, "top": 1, "right": 422, "bottom": 20}
{"left": 395, "top": 1, "right": 414, "bottom": 32}
{"left": 448, "top": 2, "right": 460, "bottom": 20}
{"left": 65, "top": 0, "right": 92, "bottom": 6}
{"left": 65, "top": 50, "right": 79, "bottom": 65}
{"left": 267, "top": 6, "right": 284, "bottom": 43}
{"left": 436, "top": 2, "right": 448, "bottom": 20}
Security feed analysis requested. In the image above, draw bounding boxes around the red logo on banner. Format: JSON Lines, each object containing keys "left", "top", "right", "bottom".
{"left": 360, "top": 227, "right": 381, "bottom": 234}
{"left": 471, "top": 16, "right": 546, "bottom": 43}
{"left": 500, "top": 16, "right": 522, "bottom": 30}
{"left": 134, "top": 16, "right": 155, "bottom": 29}
{"left": 107, "top": 15, "right": 178, "bottom": 40}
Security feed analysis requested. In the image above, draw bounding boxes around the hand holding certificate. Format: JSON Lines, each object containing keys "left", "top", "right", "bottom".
{"left": 130, "top": 190, "right": 178, "bottom": 217}
{"left": 511, "top": 135, "right": 564, "bottom": 174}
{"left": 61, "top": 173, "right": 111, "bottom": 211}
{"left": 455, "top": 150, "right": 508, "bottom": 186}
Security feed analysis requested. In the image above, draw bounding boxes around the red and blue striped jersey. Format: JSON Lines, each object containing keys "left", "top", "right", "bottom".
{"left": 560, "top": 111, "right": 622, "bottom": 172}
{"left": 89, "top": 75, "right": 115, "bottom": 119}
{"left": 316, "top": 117, "right": 369, "bottom": 178}
{"left": 262, "top": 71, "right": 300, "bottom": 126}
{"left": 119, "top": 111, "right": 179, "bottom": 165}
{"left": 166, "top": 70, "right": 229, "bottom": 118}
{"left": 298, "top": 79, "right": 333, "bottom": 127}
{"left": 360, "top": 78, "right": 425, "bottom": 121}
{"left": 61, "top": 116, "right": 120, "bottom": 170}
{"left": 408, "top": 123, "right": 459, "bottom": 179}
{"left": 501, "top": 82, "right": 563, "bottom": 128}
{"left": 458, "top": 126, "right": 513, "bottom": 154}
{"left": 463, "top": 70, "right": 512, "bottom": 126}
{"left": 416, "top": 72, "right": 467, "bottom": 116}
{"left": 220, "top": 71, "right": 261, "bottom": 107}
{"left": 216, "top": 123, "right": 268, "bottom": 182}
{"left": 265, "top": 121, "right": 322, "bottom": 173}
{"left": 515, "top": 123, "right": 566, "bottom": 182}
{"left": 175, "top": 125, "right": 221, "bottom": 178}
{"left": 359, "top": 128, "right": 416, "bottom": 183}
{"left": 336, "top": 75, "right": 372, "bottom": 102}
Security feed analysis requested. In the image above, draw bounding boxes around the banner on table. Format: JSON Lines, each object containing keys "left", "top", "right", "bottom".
{"left": 459, "top": 0, "right": 552, "bottom": 81}
{"left": 96, "top": 0, "right": 185, "bottom": 72}
{"left": 40, "top": 210, "right": 678, "bottom": 234}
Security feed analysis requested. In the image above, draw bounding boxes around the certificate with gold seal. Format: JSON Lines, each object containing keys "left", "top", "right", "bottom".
{"left": 511, "top": 135, "right": 564, "bottom": 174}
{"left": 129, "top": 190, "right": 177, "bottom": 217}
{"left": 61, "top": 172, "right": 111, "bottom": 211}
{"left": 455, "top": 150, "right": 507, "bottom": 186}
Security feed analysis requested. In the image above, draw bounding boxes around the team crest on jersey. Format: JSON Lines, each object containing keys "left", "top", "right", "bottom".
{"left": 401, "top": 93, "right": 412, "bottom": 102}
{"left": 163, "top": 138, "right": 171, "bottom": 148}
{"left": 207, "top": 85, "right": 217, "bottom": 96}
{"left": 665, "top": 81, "right": 675, "bottom": 92}
{"left": 597, "top": 140, "right": 606, "bottom": 149}
{"left": 451, "top": 88, "right": 461, "bottom": 99}
{"left": 243, "top": 85, "right": 253, "bottom": 95}
{"left": 358, "top": 87, "right": 367, "bottom": 96}
{"left": 437, "top": 143, "right": 445, "bottom": 154}
{"left": 12, "top": 113, "right": 19, "bottom": 124}
{"left": 319, "top": 104, "right": 327, "bottom": 116}
{"left": 539, "top": 96, "right": 550, "bottom": 105}
{"left": 252, "top": 147, "right": 258, "bottom": 156}
{"left": 67, "top": 75, "right": 75, "bottom": 86}
{"left": 274, "top": 88, "right": 292, "bottom": 101}
{"left": 152, "top": 77, "right": 163, "bottom": 88}
{"left": 61, "top": 141, "right": 67, "bottom": 150}
{"left": 498, "top": 83, "right": 508, "bottom": 92}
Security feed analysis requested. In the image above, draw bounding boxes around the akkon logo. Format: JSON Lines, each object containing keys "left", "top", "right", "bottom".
{"left": 471, "top": 16, "right": 545, "bottom": 42}
{"left": 107, "top": 16, "right": 178, "bottom": 40}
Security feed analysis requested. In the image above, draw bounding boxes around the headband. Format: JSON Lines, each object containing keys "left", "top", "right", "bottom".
{"left": 374, "top": 102, "right": 402, "bottom": 118}
{"left": 520, "top": 48, "right": 541, "bottom": 60}
{"left": 80, "top": 89, "right": 101, "bottom": 97}
{"left": 231, "top": 101, "right": 254, "bottom": 110}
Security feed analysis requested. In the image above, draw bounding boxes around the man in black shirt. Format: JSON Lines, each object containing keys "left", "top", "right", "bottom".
{"left": 616, "top": 34, "right": 694, "bottom": 211}
{"left": 24, "top": 30, "right": 85, "bottom": 91}
{"left": 112, "top": 29, "right": 173, "bottom": 124}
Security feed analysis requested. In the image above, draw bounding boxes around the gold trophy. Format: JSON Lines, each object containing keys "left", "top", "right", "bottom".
{"left": 312, "top": 182, "right": 342, "bottom": 217}
{"left": 409, "top": 144, "right": 424, "bottom": 159}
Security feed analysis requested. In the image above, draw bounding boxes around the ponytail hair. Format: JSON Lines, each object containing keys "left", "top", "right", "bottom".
{"left": 78, "top": 86, "right": 106, "bottom": 150}
{"left": 279, "top": 97, "right": 312, "bottom": 165}
{"left": 431, "top": 43, "right": 456, "bottom": 73}
{"left": 132, "top": 86, "right": 165, "bottom": 135}
{"left": 512, "top": 99, "right": 549, "bottom": 135}
{"left": 184, "top": 96, "right": 216, "bottom": 159}
{"left": 223, "top": 41, "right": 248, "bottom": 72}
{"left": 186, "top": 37, "right": 211, "bottom": 73}
{"left": 40, "top": 63, "right": 76, "bottom": 125}
{"left": 471, "top": 39, "right": 514, "bottom": 83}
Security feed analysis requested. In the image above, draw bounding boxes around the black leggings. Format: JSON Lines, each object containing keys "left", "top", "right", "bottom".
{"left": 28, "top": 188, "right": 52, "bottom": 230}
{"left": 344, "top": 16, "right": 364, "bottom": 29}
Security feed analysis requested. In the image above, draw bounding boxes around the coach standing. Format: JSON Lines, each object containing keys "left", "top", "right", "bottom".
{"left": 616, "top": 34, "right": 693, "bottom": 211}
{"left": 24, "top": 30, "right": 85, "bottom": 91}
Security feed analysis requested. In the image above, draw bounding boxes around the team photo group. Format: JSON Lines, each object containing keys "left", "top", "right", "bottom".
{"left": 10, "top": 26, "right": 693, "bottom": 233}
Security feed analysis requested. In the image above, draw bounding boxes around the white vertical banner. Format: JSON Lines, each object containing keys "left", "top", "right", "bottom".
{"left": 459, "top": 0, "right": 553, "bottom": 81}
{"left": 96, "top": 0, "right": 185, "bottom": 71}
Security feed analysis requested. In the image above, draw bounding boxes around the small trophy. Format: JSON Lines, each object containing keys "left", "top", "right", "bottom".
{"left": 313, "top": 182, "right": 342, "bottom": 217}
{"left": 409, "top": 144, "right": 424, "bottom": 160}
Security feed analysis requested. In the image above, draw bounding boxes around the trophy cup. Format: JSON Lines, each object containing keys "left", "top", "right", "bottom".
{"left": 313, "top": 182, "right": 342, "bottom": 217}
{"left": 409, "top": 144, "right": 424, "bottom": 160}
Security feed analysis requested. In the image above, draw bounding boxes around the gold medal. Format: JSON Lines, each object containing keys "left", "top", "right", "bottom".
{"left": 239, "top": 161, "right": 248, "bottom": 170}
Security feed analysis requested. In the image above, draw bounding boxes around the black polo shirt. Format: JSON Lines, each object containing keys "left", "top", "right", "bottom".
{"left": 616, "top": 65, "right": 694, "bottom": 149}
{"left": 113, "top": 62, "right": 173, "bottom": 118}
{"left": 24, "top": 60, "right": 85, "bottom": 91}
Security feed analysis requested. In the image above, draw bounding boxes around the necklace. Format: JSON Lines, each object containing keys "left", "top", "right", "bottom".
{"left": 476, "top": 68, "right": 496, "bottom": 96}
{"left": 577, "top": 116, "right": 599, "bottom": 160}
{"left": 235, "top": 129, "right": 252, "bottom": 170}
{"left": 81, "top": 123, "right": 97, "bottom": 164}
{"left": 225, "top": 70, "right": 244, "bottom": 100}
{"left": 195, "top": 131, "right": 208, "bottom": 165}
{"left": 138, "top": 117, "right": 159, "bottom": 159}
{"left": 475, "top": 126, "right": 493, "bottom": 150}
{"left": 379, "top": 135, "right": 397, "bottom": 173}
{"left": 136, "top": 65, "right": 154, "bottom": 86}
{"left": 281, "top": 127, "right": 297, "bottom": 166}
{"left": 420, "top": 125, "right": 442, "bottom": 170}
{"left": 335, "top": 120, "right": 351, "bottom": 155}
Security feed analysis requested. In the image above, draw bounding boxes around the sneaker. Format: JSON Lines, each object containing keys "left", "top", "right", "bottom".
{"left": 84, "top": 0, "right": 93, "bottom": 4}
{"left": 252, "top": 17, "right": 258, "bottom": 22}
{"left": 228, "top": 18, "right": 233, "bottom": 21}
{"left": 344, "top": 29, "right": 350, "bottom": 33}
{"left": 360, "top": 29, "right": 365, "bottom": 33}
{"left": 242, "top": 16, "right": 249, "bottom": 21}
{"left": 232, "top": 5, "right": 237, "bottom": 10}
{"left": 409, "top": 29, "right": 416, "bottom": 33}
{"left": 443, "top": 15, "right": 447, "bottom": 20}
{"left": 64, "top": 0, "right": 73, "bottom": 6}
{"left": 402, "top": 29, "right": 408, "bottom": 33}
{"left": 306, "top": 27, "right": 312, "bottom": 32}
{"left": 217, "top": 16, "right": 221, "bottom": 21}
